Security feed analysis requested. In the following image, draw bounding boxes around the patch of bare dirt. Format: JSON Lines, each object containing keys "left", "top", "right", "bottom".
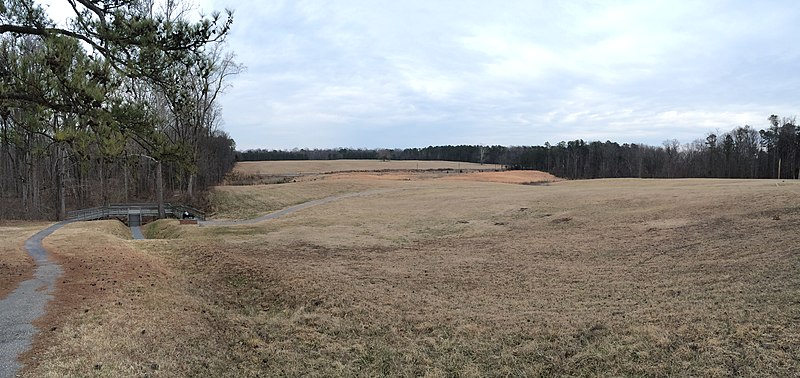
{"left": 323, "top": 171, "right": 448, "bottom": 181}
{"left": 441, "top": 170, "right": 560, "bottom": 184}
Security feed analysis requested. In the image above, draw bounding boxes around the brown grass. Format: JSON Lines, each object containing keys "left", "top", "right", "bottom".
{"left": 207, "top": 179, "right": 395, "bottom": 220}
{"left": 227, "top": 160, "right": 504, "bottom": 186}
{"left": 19, "top": 178, "right": 800, "bottom": 376}
{"left": 209, "top": 170, "right": 553, "bottom": 222}
{"left": 21, "top": 220, "right": 224, "bottom": 377}
{"left": 234, "top": 160, "right": 501, "bottom": 176}
{"left": 0, "top": 221, "right": 50, "bottom": 299}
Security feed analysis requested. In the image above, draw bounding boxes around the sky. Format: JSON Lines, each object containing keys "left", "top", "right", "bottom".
{"left": 43, "top": 1, "right": 800, "bottom": 150}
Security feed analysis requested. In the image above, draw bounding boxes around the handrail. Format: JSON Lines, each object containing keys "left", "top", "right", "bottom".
{"left": 66, "top": 203, "right": 205, "bottom": 221}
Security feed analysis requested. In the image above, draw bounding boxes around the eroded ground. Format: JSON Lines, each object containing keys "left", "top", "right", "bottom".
{"left": 12, "top": 175, "right": 800, "bottom": 376}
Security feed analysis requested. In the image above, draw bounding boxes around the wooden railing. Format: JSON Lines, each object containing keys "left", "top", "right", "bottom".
{"left": 66, "top": 203, "right": 205, "bottom": 222}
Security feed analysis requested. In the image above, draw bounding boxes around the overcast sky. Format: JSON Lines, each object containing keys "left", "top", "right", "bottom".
{"left": 45, "top": 1, "right": 800, "bottom": 150}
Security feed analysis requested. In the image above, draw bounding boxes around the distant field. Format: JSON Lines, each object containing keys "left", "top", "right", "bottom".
{"left": 234, "top": 159, "right": 501, "bottom": 175}
{"left": 210, "top": 171, "right": 560, "bottom": 219}
{"left": 13, "top": 175, "right": 800, "bottom": 376}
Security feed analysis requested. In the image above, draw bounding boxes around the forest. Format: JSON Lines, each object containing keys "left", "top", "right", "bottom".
{"left": 239, "top": 116, "right": 799, "bottom": 181}
{"left": 0, "top": 0, "right": 240, "bottom": 220}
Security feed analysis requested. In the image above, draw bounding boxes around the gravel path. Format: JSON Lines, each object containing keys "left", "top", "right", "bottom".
{"left": 0, "top": 221, "right": 70, "bottom": 378}
{"left": 201, "top": 189, "right": 397, "bottom": 226}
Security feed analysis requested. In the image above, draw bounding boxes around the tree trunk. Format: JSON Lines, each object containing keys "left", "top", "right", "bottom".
{"left": 156, "top": 160, "right": 165, "bottom": 218}
{"left": 0, "top": 120, "right": 7, "bottom": 196}
{"left": 75, "top": 164, "right": 84, "bottom": 208}
{"left": 187, "top": 173, "right": 195, "bottom": 200}
{"left": 31, "top": 151, "right": 39, "bottom": 216}
{"left": 123, "top": 164, "right": 129, "bottom": 202}
{"left": 23, "top": 150, "right": 31, "bottom": 217}
{"left": 100, "top": 158, "right": 108, "bottom": 205}
{"left": 57, "top": 144, "right": 66, "bottom": 220}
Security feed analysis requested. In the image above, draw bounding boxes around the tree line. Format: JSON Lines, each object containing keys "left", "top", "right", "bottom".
{"left": 239, "top": 116, "right": 799, "bottom": 180}
{"left": 1, "top": 0, "right": 240, "bottom": 220}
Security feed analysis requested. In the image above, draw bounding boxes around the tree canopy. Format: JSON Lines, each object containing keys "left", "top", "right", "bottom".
{"left": 1, "top": 0, "right": 240, "bottom": 219}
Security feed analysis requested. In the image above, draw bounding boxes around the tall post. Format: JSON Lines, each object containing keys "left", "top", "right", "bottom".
{"left": 778, "top": 158, "right": 782, "bottom": 180}
{"left": 156, "top": 160, "right": 165, "bottom": 218}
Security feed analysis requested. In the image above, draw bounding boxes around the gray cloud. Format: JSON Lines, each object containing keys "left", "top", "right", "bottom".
{"left": 198, "top": 0, "right": 800, "bottom": 149}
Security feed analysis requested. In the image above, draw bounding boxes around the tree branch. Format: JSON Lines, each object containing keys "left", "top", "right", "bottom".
{"left": 73, "top": 0, "right": 106, "bottom": 20}
{"left": 0, "top": 24, "right": 110, "bottom": 56}
{"left": 0, "top": 93, "right": 75, "bottom": 114}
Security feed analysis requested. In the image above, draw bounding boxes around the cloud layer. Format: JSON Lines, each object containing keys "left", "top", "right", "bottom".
{"left": 199, "top": 1, "right": 799, "bottom": 149}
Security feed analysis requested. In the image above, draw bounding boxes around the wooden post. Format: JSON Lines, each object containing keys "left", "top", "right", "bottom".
{"left": 778, "top": 158, "right": 782, "bottom": 180}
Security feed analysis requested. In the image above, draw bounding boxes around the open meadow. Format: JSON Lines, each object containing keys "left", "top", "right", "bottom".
{"left": 4, "top": 168, "right": 799, "bottom": 376}
{"left": 234, "top": 160, "right": 501, "bottom": 175}
{"left": 227, "top": 160, "right": 504, "bottom": 185}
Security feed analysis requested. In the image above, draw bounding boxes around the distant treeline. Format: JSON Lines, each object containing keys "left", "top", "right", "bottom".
{"left": 238, "top": 115, "right": 800, "bottom": 180}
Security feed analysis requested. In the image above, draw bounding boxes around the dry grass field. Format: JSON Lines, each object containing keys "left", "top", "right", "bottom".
{"left": 0, "top": 221, "right": 50, "bottom": 299}
{"left": 234, "top": 160, "right": 501, "bottom": 176}
{"left": 228, "top": 160, "right": 503, "bottom": 185}
{"left": 9, "top": 171, "right": 800, "bottom": 376}
{"left": 208, "top": 179, "right": 385, "bottom": 220}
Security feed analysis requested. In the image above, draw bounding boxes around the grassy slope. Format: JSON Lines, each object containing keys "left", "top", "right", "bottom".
{"left": 207, "top": 179, "right": 392, "bottom": 220}
{"left": 22, "top": 178, "right": 800, "bottom": 377}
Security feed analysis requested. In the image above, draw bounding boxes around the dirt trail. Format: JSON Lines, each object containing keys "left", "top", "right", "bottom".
{"left": 0, "top": 221, "right": 70, "bottom": 378}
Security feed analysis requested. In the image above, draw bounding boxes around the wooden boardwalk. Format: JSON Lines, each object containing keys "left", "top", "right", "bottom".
{"left": 66, "top": 203, "right": 205, "bottom": 224}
